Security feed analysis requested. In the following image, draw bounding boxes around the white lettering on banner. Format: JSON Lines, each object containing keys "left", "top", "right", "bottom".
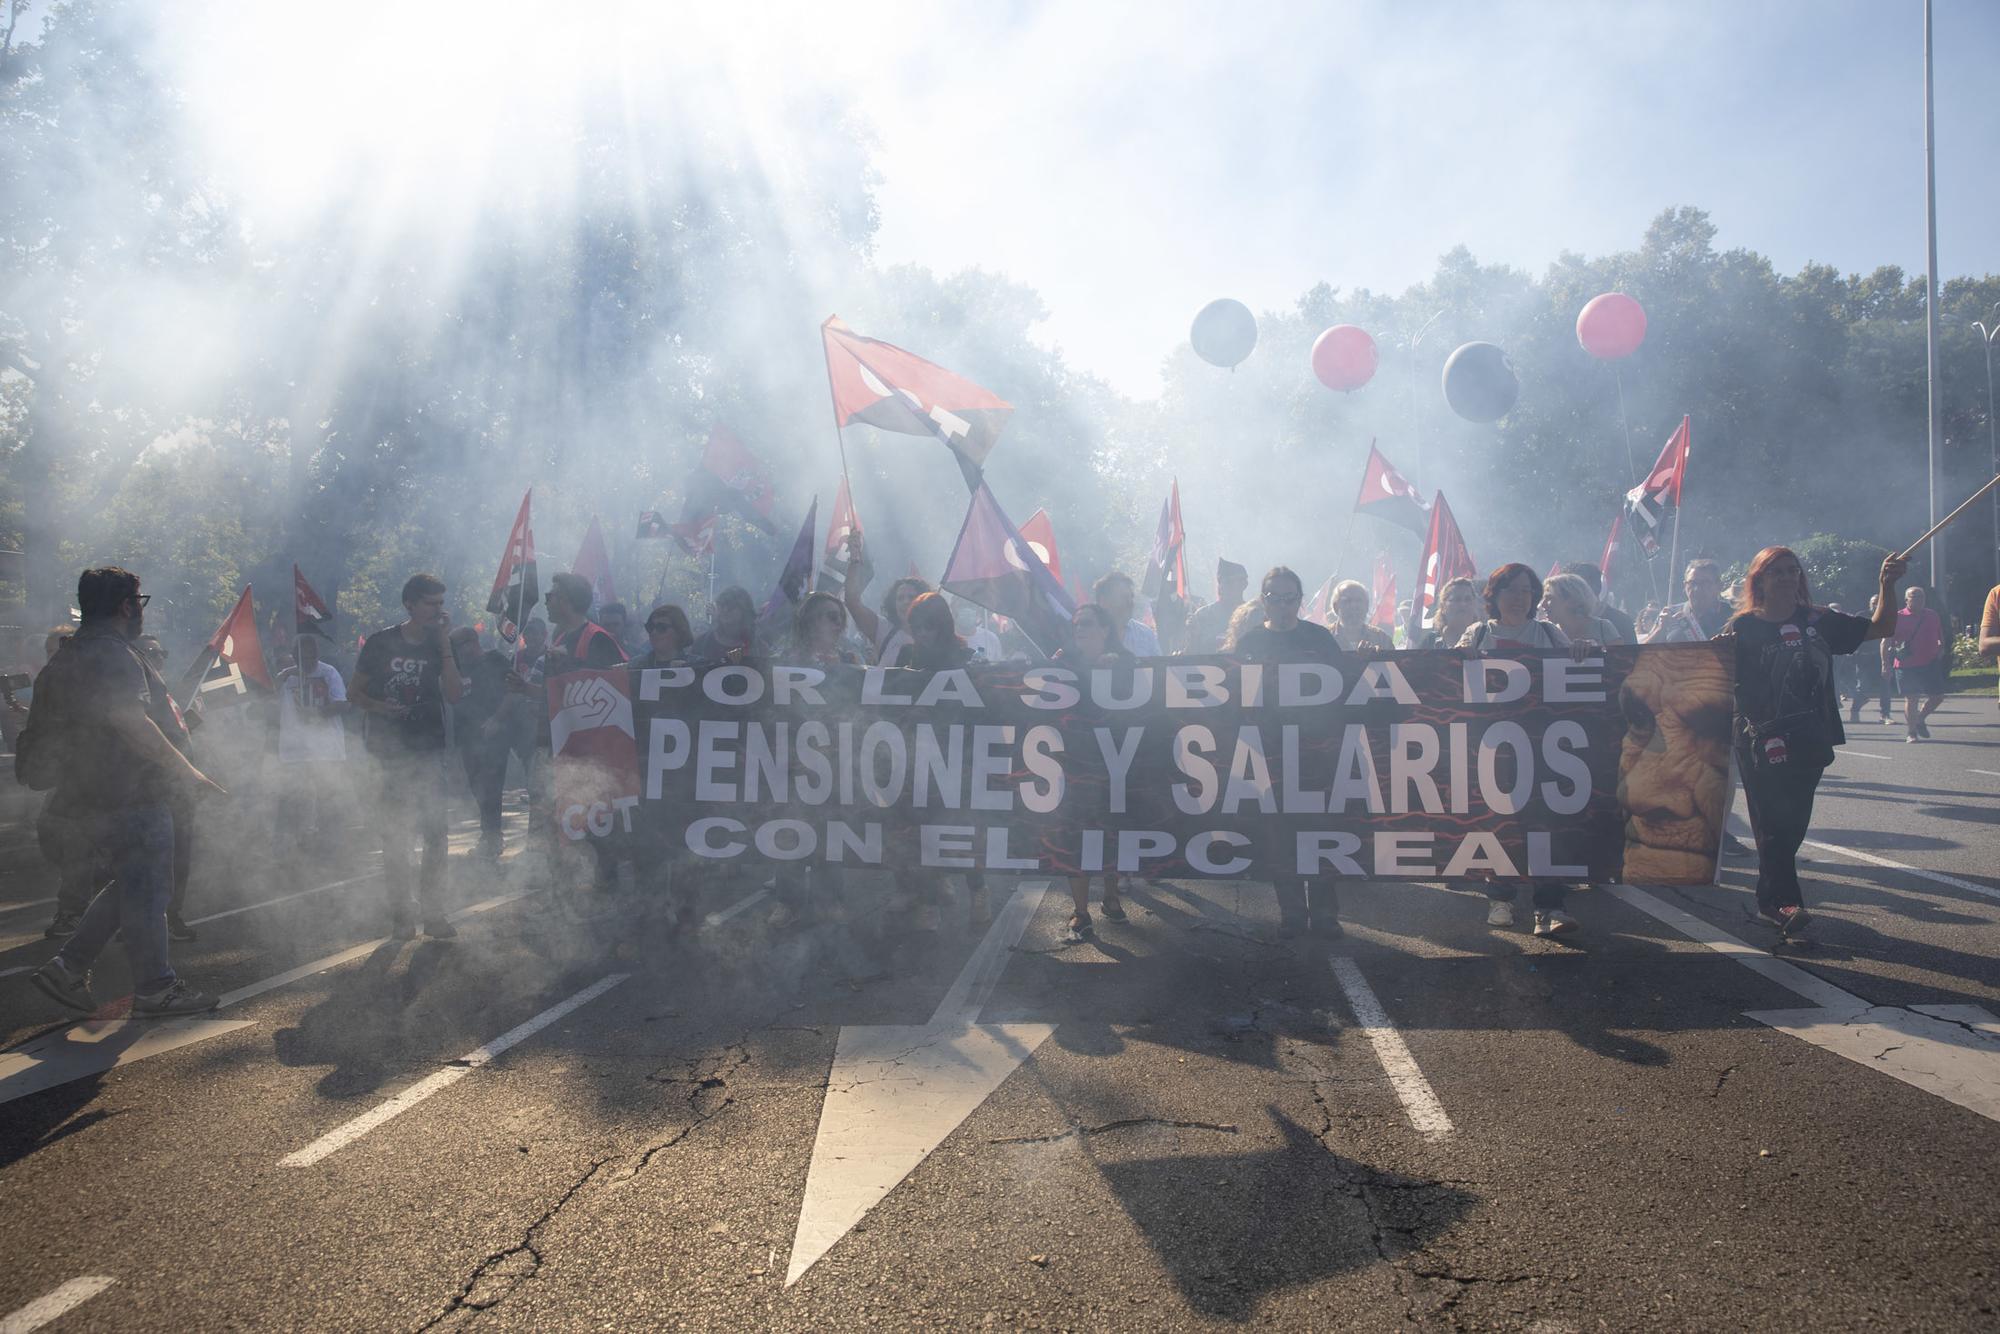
{"left": 1116, "top": 830, "right": 1174, "bottom": 873}
{"left": 1094, "top": 728, "right": 1143, "bottom": 813}
{"left": 861, "top": 669, "right": 914, "bottom": 707}
{"left": 1528, "top": 832, "right": 1587, "bottom": 877}
{"left": 1299, "top": 831, "right": 1366, "bottom": 876}
{"left": 986, "top": 826, "right": 1039, "bottom": 870}
{"left": 1441, "top": 832, "right": 1518, "bottom": 877}
{"left": 1389, "top": 724, "right": 1443, "bottom": 814}
{"left": 969, "top": 726, "right": 1016, "bottom": 812}
{"left": 1020, "top": 726, "right": 1065, "bottom": 812}
{"left": 1278, "top": 662, "right": 1341, "bottom": 707}
{"left": 1540, "top": 721, "right": 1592, "bottom": 813}
{"left": 704, "top": 667, "right": 763, "bottom": 705}
{"left": 1187, "top": 830, "right": 1252, "bottom": 875}
{"left": 923, "top": 825, "right": 977, "bottom": 868}
{"left": 915, "top": 670, "right": 982, "bottom": 709}
{"left": 1165, "top": 663, "right": 1228, "bottom": 708}
{"left": 639, "top": 667, "right": 695, "bottom": 700}
{"left": 689, "top": 817, "right": 748, "bottom": 857}
{"left": 1094, "top": 667, "right": 1153, "bottom": 710}
{"left": 1172, "top": 727, "right": 1218, "bottom": 814}
{"left": 646, "top": 719, "right": 690, "bottom": 799}
{"left": 771, "top": 666, "right": 826, "bottom": 706}
{"left": 796, "top": 722, "right": 834, "bottom": 803}
{"left": 1350, "top": 660, "right": 1418, "bottom": 705}
{"left": 1222, "top": 726, "right": 1277, "bottom": 815}
{"left": 695, "top": 722, "right": 740, "bottom": 801}
{"left": 1465, "top": 658, "right": 1531, "bottom": 704}
{"left": 1546, "top": 657, "right": 1606, "bottom": 703}
{"left": 1376, "top": 831, "right": 1436, "bottom": 875}
{"left": 912, "top": 728, "right": 963, "bottom": 808}
{"left": 1477, "top": 722, "right": 1534, "bottom": 814}
{"left": 1021, "top": 668, "right": 1079, "bottom": 710}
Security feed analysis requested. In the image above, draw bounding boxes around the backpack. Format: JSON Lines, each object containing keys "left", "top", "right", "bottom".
{"left": 12, "top": 649, "right": 70, "bottom": 791}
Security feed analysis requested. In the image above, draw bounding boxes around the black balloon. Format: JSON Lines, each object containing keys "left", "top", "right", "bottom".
{"left": 1190, "top": 299, "right": 1258, "bottom": 368}
{"left": 1441, "top": 341, "right": 1518, "bottom": 422}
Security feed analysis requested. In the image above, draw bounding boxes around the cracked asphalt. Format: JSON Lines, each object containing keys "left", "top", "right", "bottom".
{"left": 2, "top": 700, "right": 1999, "bottom": 1329}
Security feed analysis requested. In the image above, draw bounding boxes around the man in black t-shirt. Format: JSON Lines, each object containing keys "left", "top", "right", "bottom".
{"left": 352, "top": 573, "right": 466, "bottom": 938}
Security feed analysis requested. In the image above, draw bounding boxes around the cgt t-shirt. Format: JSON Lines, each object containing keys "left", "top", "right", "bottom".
{"left": 355, "top": 625, "right": 449, "bottom": 755}
{"left": 1720, "top": 607, "right": 1871, "bottom": 768}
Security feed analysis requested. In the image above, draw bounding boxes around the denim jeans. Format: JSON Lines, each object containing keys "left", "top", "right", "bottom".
{"left": 56, "top": 802, "right": 178, "bottom": 994}
{"left": 378, "top": 749, "right": 450, "bottom": 923}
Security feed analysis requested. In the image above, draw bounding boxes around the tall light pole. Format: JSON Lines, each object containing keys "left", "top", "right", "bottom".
{"left": 1923, "top": 0, "right": 1945, "bottom": 594}
{"left": 1975, "top": 304, "right": 2000, "bottom": 578}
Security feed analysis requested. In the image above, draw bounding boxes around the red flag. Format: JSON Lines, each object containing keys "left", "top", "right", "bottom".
{"left": 572, "top": 515, "right": 617, "bottom": 608}
{"left": 1019, "top": 509, "right": 1064, "bottom": 584}
{"left": 1623, "top": 415, "right": 1690, "bottom": 555}
{"left": 1142, "top": 480, "right": 1188, "bottom": 602}
{"left": 669, "top": 425, "right": 778, "bottom": 555}
{"left": 635, "top": 509, "right": 671, "bottom": 541}
{"left": 940, "top": 484, "right": 1075, "bottom": 657}
{"left": 293, "top": 564, "right": 333, "bottom": 639}
{"left": 1305, "top": 574, "right": 1336, "bottom": 627}
{"left": 1415, "top": 491, "right": 1477, "bottom": 635}
{"left": 1353, "top": 441, "right": 1432, "bottom": 535}
{"left": 822, "top": 316, "right": 1013, "bottom": 484}
{"left": 1600, "top": 511, "right": 1625, "bottom": 587}
{"left": 186, "top": 585, "right": 272, "bottom": 702}
{"left": 485, "top": 489, "right": 540, "bottom": 642}
{"left": 821, "top": 475, "right": 865, "bottom": 587}
{"left": 1371, "top": 555, "right": 1398, "bottom": 631}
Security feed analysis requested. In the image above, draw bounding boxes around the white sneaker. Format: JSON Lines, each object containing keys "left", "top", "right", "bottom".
{"left": 1533, "top": 910, "right": 1578, "bottom": 938}
{"left": 1486, "top": 900, "right": 1515, "bottom": 928}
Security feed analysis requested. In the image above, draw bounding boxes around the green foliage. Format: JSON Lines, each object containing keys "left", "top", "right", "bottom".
{"left": 1789, "top": 533, "right": 1892, "bottom": 612}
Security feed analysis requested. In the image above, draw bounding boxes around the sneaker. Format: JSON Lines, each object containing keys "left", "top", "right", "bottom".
{"left": 43, "top": 912, "right": 81, "bottom": 940}
{"left": 132, "top": 977, "right": 219, "bottom": 1016}
{"left": 767, "top": 901, "right": 798, "bottom": 931}
{"left": 1766, "top": 904, "right": 1812, "bottom": 937}
{"left": 166, "top": 912, "right": 198, "bottom": 942}
{"left": 1905, "top": 734, "right": 1921, "bottom": 744}
{"left": 1532, "top": 910, "right": 1578, "bottom": 938}
{"left": 1721, "top": 833, "right": 1754, "bottom": 861}
{"left": 1065, "top": 914, "right": 1094, "bottom": 944}
{"left": 423, "top": 918, "right": 458, "bottom": 940}
{"left": 1486, "top": 900, "right": 1515, "bottom": 928}
{"left": 1916, "top": 719, "right": 1933, "bottom": 739}
{"left": 29, "top": 957, "right": 95, "bottom": 1013}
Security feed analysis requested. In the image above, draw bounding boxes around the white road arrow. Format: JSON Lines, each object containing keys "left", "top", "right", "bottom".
{"left": 787, "top": 880, "right": 1053, "bottom": 1286}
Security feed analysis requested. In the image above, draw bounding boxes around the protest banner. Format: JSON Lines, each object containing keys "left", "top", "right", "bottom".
{"left": 549, "top": 645, "right": 1733, "bottom": 885}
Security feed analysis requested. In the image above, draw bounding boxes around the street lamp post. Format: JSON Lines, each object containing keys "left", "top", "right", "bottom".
{"left": 1974, "top": 304, "right": 2000, "bottom": 581}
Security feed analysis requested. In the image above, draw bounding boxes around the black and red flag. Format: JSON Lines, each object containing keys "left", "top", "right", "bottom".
{"left": 1623, "top": 415, "right": 1691, "bottom": 555}
{"left": 635, "top": 510, "right": 671, "bottom": 541}
{"left": 670, "top": 424, "right": 778, "bottom": 557}
{"left": 1141, "top": 479, "right": 1189, "bottom": 602}
{"left": 486, "top": 488, "right": 540, "bottom": 643}
{"left": 822, "top": 315, "right": 1013, "bottom": 490}
{"left": 573, "top": 515, "right": 617, "bottom": 609}
{"left": 183, "top": 585, "right": 274, "bottom": 704}
{"left": 940, "top": 483, "right": 1076, "bottom": 657}
{"left": 1413, "top": 491, "right": 1477, "bottom": 637}
{"left": 1353, "top": 441, "right": 1432, "bottom": 535}
{"left": 293, "top": 564, "right": 333, "bottom": 639}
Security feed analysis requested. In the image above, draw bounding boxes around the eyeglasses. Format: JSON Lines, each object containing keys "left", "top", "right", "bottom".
{"left": 131, "top": 594, "right": 151, "bottom": 607}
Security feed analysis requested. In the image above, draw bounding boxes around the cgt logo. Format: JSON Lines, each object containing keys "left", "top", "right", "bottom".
{"left": 550, "top": 674, "right": 635, "bottom": 755}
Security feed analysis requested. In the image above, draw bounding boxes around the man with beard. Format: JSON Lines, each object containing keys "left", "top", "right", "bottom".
{"left": 28, "top": 568, "right": 227, "bottom": 1016}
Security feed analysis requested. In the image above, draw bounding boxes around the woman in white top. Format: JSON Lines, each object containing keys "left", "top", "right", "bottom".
{"left": 1456, "top": 563, "right": 1580, "bottom": 939}
{"left": 1541, "top": 572, "right": 1624, "bottom": 647}
{"left": 1329, "top": 580, "right": 1395, "bottom": 653}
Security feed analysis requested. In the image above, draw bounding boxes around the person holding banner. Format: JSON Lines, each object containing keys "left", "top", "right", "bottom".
{"left": 1541, "top": 573, "right": 1625, "bottom": 647}
{"left": 1183, "top": 559, "right": 1248, "bottom": 655}
{"left": 890, "top": 592, "right": 991, "bottom": 930}
{"left": 768, "top": 592, "right": 866, "bottom": 930}
{"left": 1720, "top": 547, "right": 1905, "bottom": 935}
{"left": 1329, "top": 581, "right": 1394, "bottom": 654}
{"left": 1226, "top": 567, "right": 1344, "bottom": 940}
{"left": 1644, "top": 559, "right": 1731, "bottom": 644}
{"left": 1458, "top": 563, "right": 1583, "bottom": 938}
{"left": 1054, "top": 603, "right": 1132, "bottom": 943}
{"left": 1092, "top": 572, "right": 1159, "bottom": 658}
{"left": 1412, "top": 577, "right": 1479, "bottom": 651}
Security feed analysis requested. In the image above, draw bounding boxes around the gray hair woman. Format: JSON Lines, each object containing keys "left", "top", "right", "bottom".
{"left": 1542, "top": 572, "right": 1623, "bottom": 646}
{"left": 1329, "top": 579, "right": 1394, "bottom": 653}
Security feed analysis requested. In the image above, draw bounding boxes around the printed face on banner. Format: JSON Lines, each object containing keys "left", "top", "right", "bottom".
{"left": 1616, "top": 649, "right": 1733, "bottom": 883}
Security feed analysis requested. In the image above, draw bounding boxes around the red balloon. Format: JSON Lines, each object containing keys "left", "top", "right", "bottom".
{"left": 1310, "top": 324, "right": 1378, "bottom": 392}
{"left": 1577, "top": 292, "right": 1647, "bottom": 360}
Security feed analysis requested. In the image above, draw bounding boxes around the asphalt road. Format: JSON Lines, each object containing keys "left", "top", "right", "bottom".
{"left": 2, "top": 699, "right": 1999, "bottom": 1331}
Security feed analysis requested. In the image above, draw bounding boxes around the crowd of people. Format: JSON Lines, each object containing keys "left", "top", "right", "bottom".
{"left": 6, "top": 533, "right": 1995, "bottom": 1015}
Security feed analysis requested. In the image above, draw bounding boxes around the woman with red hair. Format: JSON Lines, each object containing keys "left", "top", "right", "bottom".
{"left": 1719, "top": 546, "right": 1906, "bottom": 936}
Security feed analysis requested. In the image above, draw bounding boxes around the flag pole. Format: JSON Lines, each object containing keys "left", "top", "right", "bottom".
{"left": 1896, "top": 472, "right": 2000, "bottom": 560}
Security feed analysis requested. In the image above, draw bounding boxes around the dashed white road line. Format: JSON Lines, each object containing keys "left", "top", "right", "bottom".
{"left": 1329, "top": 956, "right": 1455, "bottom": 1142}
{"left": 704, "top": 889, "right": 768, "bottom": 927}
{"left": 0, "top": 896, "right": 56, "bottom": 916}
{"left": 1800, "top": 839, "right": 2000, "bottom": 906}
{"left": 1839, "top": 751, "right": 1890, "bottom": 760}
{"left": 280, "top": 972, "right": 630, "bottom": 1167}
{"left": 1969, "top": 769, "right": 2000, "bottom": 780}
{"left": 0, "top": 1276, "right": 117, "bottom": 1333}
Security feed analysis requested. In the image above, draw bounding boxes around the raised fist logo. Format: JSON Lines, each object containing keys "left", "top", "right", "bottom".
{"left": 550, "top": 674, "right": 634, "bottom": 755}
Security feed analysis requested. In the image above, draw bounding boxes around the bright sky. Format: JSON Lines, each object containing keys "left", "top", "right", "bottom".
{"left": 138, "top": 0, "right": 2000, "bottom": 399}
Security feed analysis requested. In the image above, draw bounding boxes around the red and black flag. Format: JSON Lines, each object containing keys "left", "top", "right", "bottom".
{"left": 1019, "top": 508, "right": 1064, "bottom": 585}
{"left": 819, "top": 475, "right": 865, "bottom": 590}
{"left": 1414, "top": 491, "right": 1477, "bottom": 637}
{"left": 1623, "top": 415, "right": 1691, "bottom": 555}
{"left": 1141, "top": 480, "right": 1188, "bottom": 602}
{"left": 293, "top": 565, "right": 333, "bottom": 640}
{"left": 486, "top": 488, "right": 540, "bottom": 643}
{"left": 1353, "top": 441, "right": 1432, "bottom": 536}
{"left": 573, "top": 515, "right": 617, "bottom": 609}
{"left": 940, "top": 483, "right": 1076, "bottom": 658}
{"left": 670, "top": 425, "right": 778, "bottom": 556}
{"left": 635, "top": 510, "right": 671, "bottom": 541}
{"left": 184, "top": 585, "right": 273, "bottom": 704}
{"left": 822, "top": 315, "right": 1012, "bottom": 490}
{"left": 763, "top": 497, "right": 818, "bottom": 620}
{"left": 1371, "top": 554, "right": 1399, "bottom": 633}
